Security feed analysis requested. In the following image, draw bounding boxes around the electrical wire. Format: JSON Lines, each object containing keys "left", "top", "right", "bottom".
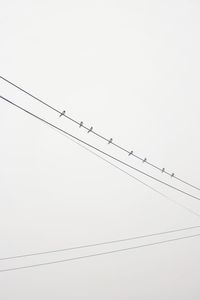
{"left": 0, "top": 225, "right": 200, "bottom": 261}
{"left": 1, "top": 95, "right": 200, "bottom": 202}
{"left": 51, "top": 128, "right": 200, "bottom": 219}
{"left": 1, "top": 120, "right": 199, "bottom": 266}
{"left": 1, "top": 75, "right": 199, "bottom": 192}
{"left": 0, "top": 232, "right": 200, "bottom": 273}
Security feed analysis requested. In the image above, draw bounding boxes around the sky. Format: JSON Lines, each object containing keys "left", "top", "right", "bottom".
{"left": 0, "top": 0, "right": 200, "bottom": 299}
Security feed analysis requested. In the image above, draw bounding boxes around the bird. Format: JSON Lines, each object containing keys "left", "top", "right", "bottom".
{"left": 143, "top": 157, "right": 147, "bottom": 163}
{"left": 79, "top": 121, "right": 83, "bottom": 128}
{"left": 128, "top": 150, "right": 133, "bottom": 156}
{"left": 88, "top": 126, "right": 93, "bottom": 133}
{"left": 162, "top": 168, "right": 165, "bottom": 173}
{"left": 59, "top": 110, "right": 66, "bottom": 117}
{"left": 171, "top": 173, "right": 175, "bottom": 178}
{"left": 108, "top": 138, "right": 113, "bottom": 144}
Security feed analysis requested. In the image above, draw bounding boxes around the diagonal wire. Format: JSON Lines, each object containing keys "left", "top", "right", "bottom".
{"left": 1, "top": 95, "right": 200, "bottom": 202}
{"left": 0, "top": 233, "right": 200, "bottom": 273}
{"left": 0, "top": 225, "right": 200, "bottom": 261}
{"left": 0, "top": 75, "right": 199, "bottom": 192}
{"left": 1, "top": 122, "right": 199, "bottom": 264}
{"left": 51, "top": 127, "right": 200, "bottom": 219}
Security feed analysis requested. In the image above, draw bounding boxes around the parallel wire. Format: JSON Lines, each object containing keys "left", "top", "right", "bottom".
{"left": 51, "top": 129, "right": 200, "bottom": 219}
{"left": 1, "top": 75, "right": 199, "bottom": 192}
{"left": 1, "top": 95, "right": 200, "bottom": 202}
{"left": 1, "top": 121, "right": 199, "bottom": 268}
{"left": 1, "top": 225, "right": 200, "bottom": 261}
{"left": 1, "top": 233, "right": 200, "bottom": 273}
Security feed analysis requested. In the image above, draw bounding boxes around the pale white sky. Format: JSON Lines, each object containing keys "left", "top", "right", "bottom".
{"left": 0, "top": 1, "right": 200, "bottom": 299}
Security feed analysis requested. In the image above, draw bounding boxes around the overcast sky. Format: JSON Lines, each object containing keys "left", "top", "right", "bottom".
{"left": 1, "top": 0, "right": 200, "bottom": 299}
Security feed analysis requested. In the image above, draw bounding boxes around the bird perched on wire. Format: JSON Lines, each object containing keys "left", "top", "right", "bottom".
{"left": 88, "top": 126, "right": 93, "bottom": 133}
{"left": 108, "top": 138, "right": 113, "bottom": 144}
{"left": 59, "top": 110, "right": 66, "bottom": 117}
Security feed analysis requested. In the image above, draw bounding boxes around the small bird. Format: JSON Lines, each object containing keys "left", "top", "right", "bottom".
{"left": 79, "top": 121, "right": 83, "bottom": 128}
{"left": 108, "top": 138, "right": 113, "bottom": 144}
{"left": 88, "top": 126, "right": 93, "bottom": 133}
{"left": 162, "top": 168, "right": 165, "bottom": 173}
{"left": 143, "top": 157, "right": 147, "bottom": 163}
{"left": 171, "top": 173, "right": 175, "bottom": 178}
{"left": 59, "top": 110, "right": 66, "bottom": 117}
{"left": 128, "top": 150, "right": 133, "bottom": 156}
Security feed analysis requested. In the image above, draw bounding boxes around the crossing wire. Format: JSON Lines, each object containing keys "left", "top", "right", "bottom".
{"left": 50, "top": 128, "right": 200, "bottom": 219}
{"left": 1, "top": 224, "right": 200, "bottom": 261}
{"left": 1, "top": 232, "right": 200, "bottom": 273}
{"left": 1, "top": 75, "right": 199, "bottom": 192}
{"left": 0, "top": 95, "right": 200, "bottom": 202}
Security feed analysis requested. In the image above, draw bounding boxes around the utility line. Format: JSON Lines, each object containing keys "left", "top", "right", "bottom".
{"left": 1, "top": 233, "right": 200, "bottom": 273}
{"left": 0, "top": 225, "right": 200, "bottom": 261}
{"left": 51, "top": 128, "right": 200, "bottom": 219}
{"left": 51, "top": 128, "right": 171, "bottom": 198}
{"left": 2, "top": 127, "right": 199, "bottom": 268}
{"left": 1, "top": 113, "right": 198, "bottom": 269}
{"left": 0, "top": 75, "right": 199, "bottom": 192}
{"left": 1, "top": 95, "right": 200, "bottom": 202}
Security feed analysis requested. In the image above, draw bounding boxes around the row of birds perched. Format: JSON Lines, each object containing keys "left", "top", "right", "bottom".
{"left": 59, "top": 110, "right": 175, "bottom": 178}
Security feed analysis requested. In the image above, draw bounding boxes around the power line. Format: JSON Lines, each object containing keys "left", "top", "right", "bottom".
{"left": 1, "top": 225, "right": 200, "bottom": 261}
{"left": 2, "top": 126, "right": 199, "bottom": 270}
{"left": 51, "top": 128, "right": 171, "bottom": 198}
{"left": 52, "top": 129, "right": 200, "bottom": 219}
{"left": 1, "top": 95, "right": 200, "bottom": 202}
{"left": 1, "top": 75, "right": 199, "bottom": 192}
{"left": 1, "top": 233, "right": 200, "bottom": 273}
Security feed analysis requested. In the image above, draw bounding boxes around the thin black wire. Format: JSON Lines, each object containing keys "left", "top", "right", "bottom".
{"left": 1, "top": 233, "right": 200, "bottom": 273}
{"left": 1, "top": 75, "right": 199, "bottom": 192}
{"left": 1, "top": 95, "right": 200, "bottom": 202}
{"left": 51, "top": 128, "right": 170, "bottom": 198}
{"left": 1, "top": 126, "right": 199, "bottom": 266}
{"left": 1, "top": 225, "right": 200, "bottom": 261}
{"left": 51, "top": 128, "right": 200, "bottom": 219}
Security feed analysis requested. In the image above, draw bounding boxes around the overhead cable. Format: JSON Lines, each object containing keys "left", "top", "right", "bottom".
{"left": 1, "top": 232, "right": 200, "bottom": 273}
{"left": 51, "top": 129, "right": 200, "bottom": 219}
{"left": 1, "top": 224, "right": 200, "bottom": 261}
{"left": 0, "top": 95, "right": 200, "bottom": 202}
{"left": 0, "top": 75, "right": 199, "bottom": 192}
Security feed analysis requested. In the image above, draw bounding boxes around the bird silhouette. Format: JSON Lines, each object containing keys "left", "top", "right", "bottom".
{"left": 88, "top": 126, "right": 93, "bottom": 133}
{"left": 59, "top": 110, "right": 66, "bottom": 117}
